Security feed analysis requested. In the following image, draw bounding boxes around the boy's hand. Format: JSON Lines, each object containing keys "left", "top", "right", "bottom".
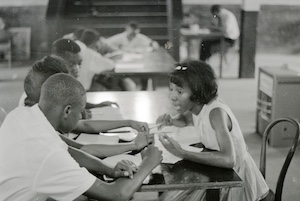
{"left": 96, "top": 101, "right": 119, "bottom": 108}
{"left": 130, "top": 120, "right": 149, "bottom": 133}
{"left": 141, "top": 146, "right": 163, "bottom": 168}
{"left": 112, "top": 160, "right": 138, "bottom": 179}
{"left": 134, "top": 133, "right": 154, "bottom": 150}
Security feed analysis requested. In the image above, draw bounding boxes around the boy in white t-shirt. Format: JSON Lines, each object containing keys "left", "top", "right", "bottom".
{"left": 0, "top": 73, "right": 162, "bottom": 201}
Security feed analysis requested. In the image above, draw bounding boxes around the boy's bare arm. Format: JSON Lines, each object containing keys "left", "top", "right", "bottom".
{"left": 60, "top": 133, "right": 152, "bottom": 159}
{"left": 84, "top": 146, "right": 162, "bottom": 201}
{"left": 75, "top": 119, "right": 149, "bottom": 134}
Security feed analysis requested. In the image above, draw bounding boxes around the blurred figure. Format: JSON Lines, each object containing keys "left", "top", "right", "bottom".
{"left": 0, "top": 17, "right": 12, "bottom": 60}
{"left": 107, "top": 21, "right": 160, "bottom": 90}
{"left": 200, "top": 5, "right": 240, "bottom": 61}
{"left": 75, "top": 28, "right": 136, "bottom": 91}
{"left": 106, "top": 21, "right": 160, "bottom": 53}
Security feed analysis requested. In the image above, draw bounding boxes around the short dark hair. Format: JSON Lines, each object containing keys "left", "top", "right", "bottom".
{"left": 24, "top": 55, "right": 69, "bottom": 106}
{"left": 211, "top": 5, "right": 221, "bottom": 14}
{"left": 73, "top": 27, "right": 86, "bottom": 40}
{"left": 79, "top": 29, "right": 100, "bottom": 46}
{"left": 40, "top": 73, "right": 85, "bottom": 107}
{"left": 127, "top": 21, "right": 139, "bottom": 30}
{"left": 52, "top": 38, "right": 81, "bottom": 55}
{"left": 169, "top": 60, "right": 218, "bottom": 104}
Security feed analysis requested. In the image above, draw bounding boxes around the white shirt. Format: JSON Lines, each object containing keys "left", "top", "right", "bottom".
{"left": 218, "top": 8, "right": 240, "bottom": 40}
{"left": 106, "top": 32, "right": 153, "bottom": 52}
{"left": 0, "top": 105, "right": 96, "bottom": 201}
{"left": 76, "top": 40, "right": 115, "bottom": 90}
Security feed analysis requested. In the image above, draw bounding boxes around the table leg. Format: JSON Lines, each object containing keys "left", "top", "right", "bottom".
{"left": 206, "top": 189, "right": 220, "bottom": 201}
{"left": 187, "top": 38, "right": 201, "bottom": 60}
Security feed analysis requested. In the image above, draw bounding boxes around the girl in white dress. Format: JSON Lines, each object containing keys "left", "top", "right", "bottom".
{"left": 156, "top": 60, "right": 269, "bottom": 201}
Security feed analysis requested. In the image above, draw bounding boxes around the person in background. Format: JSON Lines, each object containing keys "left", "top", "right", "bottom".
{"left": 0, "top": 73, "right": 162, "bottom": 201}
{"left": 63, "top": 27, "right": 120, "bottom": 59}
{"left": 0, "top": 17, "right": 12, "bottom": 60}
{"left": 21, "top": 56, "right": 153, "bottom": 159}
{"left": 200, "top": 5, "right": 240, "bottom": 61}
{"left": 107, "top": 21, "right": 160, "bottom": 53}
{"left": 106, "top": 21, "right": 160, "bottom": 90}
{"left": 51, "top": 38, "right": 119, "bottom": 108}
{"left": 75, "top": 29, "right": 136, "bottom": 91}
{"left": 156, "top": 60, "right": 269, "bottom": 201}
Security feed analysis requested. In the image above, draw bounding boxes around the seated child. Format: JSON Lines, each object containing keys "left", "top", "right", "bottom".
{"left": 156, "top": 60, "right": 269, "bottom": 201}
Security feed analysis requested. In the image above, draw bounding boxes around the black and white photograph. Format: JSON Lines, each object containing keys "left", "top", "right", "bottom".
{"left": 0, "top": 0, "right": 300, "bottom": 200}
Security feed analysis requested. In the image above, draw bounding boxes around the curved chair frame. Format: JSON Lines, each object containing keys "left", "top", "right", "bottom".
{"left": 259, "top": 118, "right": 300, "bottom": 201}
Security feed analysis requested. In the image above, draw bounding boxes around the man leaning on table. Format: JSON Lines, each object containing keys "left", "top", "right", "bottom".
{"left": 200, "top": 4, "right": 240, "bottom": 61}
{"left": 0, "top": 73, "right": 162, "bottom": 201}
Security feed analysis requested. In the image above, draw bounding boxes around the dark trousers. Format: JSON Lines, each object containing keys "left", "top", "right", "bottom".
{"left": 200, "top": 38, "right": 235, "bottom": 61}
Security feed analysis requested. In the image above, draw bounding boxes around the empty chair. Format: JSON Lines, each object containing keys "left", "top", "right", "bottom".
{"left": 259, "top": 118, "right": 300, "bottom": 201}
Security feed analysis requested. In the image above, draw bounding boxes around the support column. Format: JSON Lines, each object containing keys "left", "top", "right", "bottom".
{"left": 167, "top": 0, "right": 182, "bottom": 61}
{"left": 239, "top": 0, "right": 260, "bottom": 78}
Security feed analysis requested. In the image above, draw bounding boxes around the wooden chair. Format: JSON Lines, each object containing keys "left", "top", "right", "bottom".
{"left": 259, "top": 118, "right": 300, "bottom": 201}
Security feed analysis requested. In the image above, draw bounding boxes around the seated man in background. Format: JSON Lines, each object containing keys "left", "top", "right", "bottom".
{"left": 0, "top": 73, "right": 162, "bottom": 201}
{"left": 107, "top": 21, "right": 160, "bottom": 53}
{"left": 21, "top": 55, "right": 152, "bottom": 159}
{"left": 107, "top": 21, "right": 160, "bottom": 90}
{"left": 200, "top": 4, "right": 240, "bottom": 61}
{"left": 75, "top": 29, "right": 136, "bottom": 91}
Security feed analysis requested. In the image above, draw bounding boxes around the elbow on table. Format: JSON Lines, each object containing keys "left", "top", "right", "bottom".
{"left": 221, "top": 157, "right": 235, "bottom": 169}
{"left": 110, "top": 188, "right": 135, "bottom": 201}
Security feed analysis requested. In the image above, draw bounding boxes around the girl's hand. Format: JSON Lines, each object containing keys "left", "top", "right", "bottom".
{"left": 130, "top": 120, "right": 149, "bottom": 133}
{"left": 158, "top": 134, "right": 183, "bottom": 158}
{"left": 112, "top": 160, "right": 138, "bottom": 179}
{"left": 156, "top": 114, "right": 173, "bottom": 130}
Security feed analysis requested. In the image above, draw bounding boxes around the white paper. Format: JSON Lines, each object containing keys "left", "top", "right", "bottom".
{"left": 101, "top": 127, "right": 138, "bottom": 142}
{"left": 76, "top": 133, "right": 119, "bottom": 145}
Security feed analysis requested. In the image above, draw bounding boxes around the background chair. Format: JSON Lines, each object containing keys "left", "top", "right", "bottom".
{"left": 259, "top": 117, "right": 300, "bottom": 201}
{"left": 0, "top": 40, "right": 12, "bottom": 68}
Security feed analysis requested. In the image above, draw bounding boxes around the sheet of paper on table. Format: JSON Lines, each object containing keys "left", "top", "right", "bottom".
{"left": 76, "top": 133, "right": 119, "bottom": 145}
{"left": 152, "top": 126, "right": 203, "bottom": 164}
{"left": 102, "top": 127, "right": 138, "bottom": 142}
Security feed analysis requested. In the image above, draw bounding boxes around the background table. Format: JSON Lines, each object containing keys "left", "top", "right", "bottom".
{"left": 87, "top": 91, "right": 243, "bottom": 200}
{"left": 103, "top": 48, "right": 176, "bottom": 90}
{"left": 180, "top": 28, "right": 225, "bottom": 77}
{"left": 87, "top": 91, "right": 170, "bottom": 123}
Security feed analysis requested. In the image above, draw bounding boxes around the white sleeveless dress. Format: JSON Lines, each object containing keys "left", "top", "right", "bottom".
{"left": 160, "top": 98, "right": 269, "bottom": 201}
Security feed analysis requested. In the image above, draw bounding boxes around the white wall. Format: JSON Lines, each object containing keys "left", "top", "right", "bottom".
{"left": 0, "top": 0, "right": 48, "bottom": 7}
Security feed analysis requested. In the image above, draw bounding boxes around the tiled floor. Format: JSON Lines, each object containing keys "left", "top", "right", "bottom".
{"left": 1, "top": 53, "right": 300, "bottom": 200}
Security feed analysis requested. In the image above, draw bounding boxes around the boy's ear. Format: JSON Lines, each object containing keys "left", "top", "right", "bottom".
{"left": 63, "top": 105, "right": 72, "bottom": 119}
